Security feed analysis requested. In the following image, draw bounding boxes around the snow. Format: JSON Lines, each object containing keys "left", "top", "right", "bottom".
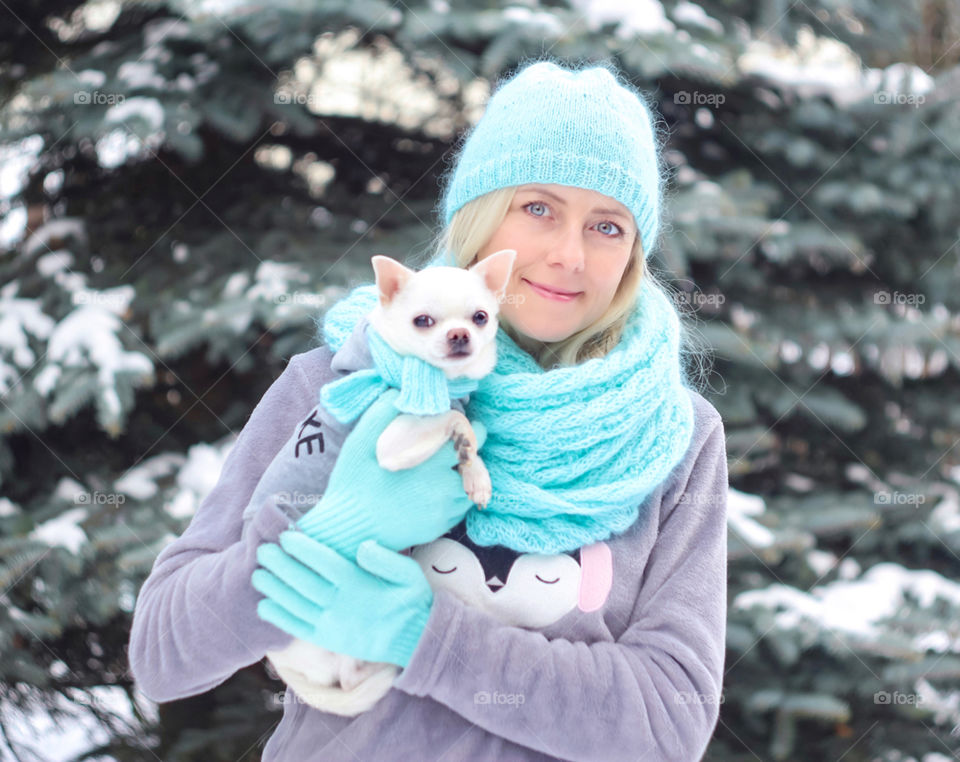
{"left": 116, "top": 61, "right": 166, "bottom": 90}
{"left": 502, "top": 7, "right": 565, "bottom": 36}
{"left": 96, "top": 121, "right": 164, "bottom": 169}
{"left": 0, "top": 686, "right": 156, "bottom": 762}
{"left": 734, "top": 563, "right": 960, "bottom": 646}
{"left": 864, "top": 61, "right": 935, "bottom": 96}
{"left": 36, "top": 251, "right": 74, "bottom": 276}
{"left": 246, "top": 260, "right": 310, "bottom": 302}
{"left": 671, "top": 1, "right": 723, "bottom": 35}
{"left": 143, "top": 18, "right": 191, "bottom": 49}
{"left": 0, "top": 204, "right": 27, "bottom": 249}
{"left": 53, "top": 477, "right": 87, "bottom": 502}
{"left": 223, "top": 271, "right": 250, "bottom": 298}
{"left": 77, "top": 69, "right": 106, "bottom": 87}
{"left": 728, "top": 487, "right": 775, "bottom": 548}
{"left": 43, "top": 169, "right": 64, "bottom": 195}
{"left": 82, "top": 1, "right": 121, "bottom": 32}
{"left": 115, "top": 453, "right": 185, "bottom": 500}
{"left": 165, "top": 439, "right": 235, "bottom": 519}
{"left": 569, "top": 0, "right": 675, "bottom": 37}
{"left": 104, "top": 96, "right": 165, "bottom": 130}
{"left": 0, "top": 497, "right": 21, "bottom": 517}
{"left": 29, "top": 507, "right": 88, "bottom": 554}
{"left": 910, "top": 679, "right": 960, "bottom": 735}
{"left": 0, "top": 298, "right": 56, "bottom": 374}
{"left": 32, "top": 303, "right": 154, "bottom": 413}
{"left": 929, "top": 485, "right": 960, "bottom": 534}
{"left": 0, "top": 134, "right": 44, "bottom": 200}
{"left": 806, "top": 548, "right": 837, "bottom": 577}
{"left": 22, "top": 217, "right": 87, "bottom": 258}
{"left": 837, "top": 557, "right": 861, "bottom": 580}
{"left": 738, "top": 27, "right": 934, "bottom": 107}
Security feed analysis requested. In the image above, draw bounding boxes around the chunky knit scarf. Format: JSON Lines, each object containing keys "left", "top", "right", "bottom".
{"left": 320, "top": 325, "right": 479, "bottom": 423}
{"left": 319, "top": 265, "right": 695, "bottom": 554}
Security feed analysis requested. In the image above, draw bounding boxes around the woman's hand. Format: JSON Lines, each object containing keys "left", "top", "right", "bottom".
{"left": 293, "top": 387, "right": 486, "bottom": 559}
{"left": 252, "top": 530, "right": 432, "bottom": 667}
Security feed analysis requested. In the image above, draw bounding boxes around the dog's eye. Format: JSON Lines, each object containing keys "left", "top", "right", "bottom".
{"left": 472, "top": 311, "right": 488, "bottom": 326}
{"left": 413, "top": 315, "right": 435, "bottom": 328}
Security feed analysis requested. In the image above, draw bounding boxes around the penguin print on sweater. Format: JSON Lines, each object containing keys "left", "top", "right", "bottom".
{"left": 409, "top": 521, "right": 614, "bottom": 629}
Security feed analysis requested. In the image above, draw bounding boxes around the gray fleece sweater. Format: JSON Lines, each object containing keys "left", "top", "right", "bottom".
{"left": 128, "top": 324, "right": 729, "bottom": 762}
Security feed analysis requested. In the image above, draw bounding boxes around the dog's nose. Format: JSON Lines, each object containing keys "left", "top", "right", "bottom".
{"left": 447, "top": 328, "right": 470, "bottom": 349}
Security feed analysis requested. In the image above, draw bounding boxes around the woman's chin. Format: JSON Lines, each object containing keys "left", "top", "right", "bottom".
{"left": 512, "top": 321, "right": 577, "bottom": 345}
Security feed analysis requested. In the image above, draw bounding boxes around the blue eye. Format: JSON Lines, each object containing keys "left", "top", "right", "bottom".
{"left": 524, "top": 201, "right": 548, "bottom": 217}
{"left": 597, "top": 221, "right": 624, "bottom": 237}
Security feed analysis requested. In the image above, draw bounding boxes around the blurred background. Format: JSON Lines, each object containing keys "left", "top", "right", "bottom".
{"left": 1, "top": 0, "right": 959, "bottom": 760}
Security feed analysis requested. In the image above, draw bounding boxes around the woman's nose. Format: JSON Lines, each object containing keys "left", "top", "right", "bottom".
{"left": 545, "top": 234, "right": 586, "bottom": 272}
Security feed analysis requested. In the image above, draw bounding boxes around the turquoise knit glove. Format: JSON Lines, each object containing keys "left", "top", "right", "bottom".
{"left": 295, "top": 387, "right": 486, "bottom": 561}
{"left": 253, "top": 531, "right": 433, "bottom": 667}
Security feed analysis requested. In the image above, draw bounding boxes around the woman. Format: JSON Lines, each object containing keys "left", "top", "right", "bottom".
{"left": 128, "top": 58, "right": 729, "bottom": 762}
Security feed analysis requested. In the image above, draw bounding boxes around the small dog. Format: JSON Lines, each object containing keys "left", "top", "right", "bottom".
{"left": 265, "top": 249, "right": 516, "bottom": 716}
{"left": 368, "top": 250, "right": 517, "bottom": 508}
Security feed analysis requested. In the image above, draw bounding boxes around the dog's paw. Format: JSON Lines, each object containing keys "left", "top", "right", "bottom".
{"left": 461, "top": 461, "right": 492, "bottom": 509}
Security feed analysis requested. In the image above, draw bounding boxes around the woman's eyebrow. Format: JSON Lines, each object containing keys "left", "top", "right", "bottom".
{"left": 519, "top": 186, "right": 631, "bottom": 220}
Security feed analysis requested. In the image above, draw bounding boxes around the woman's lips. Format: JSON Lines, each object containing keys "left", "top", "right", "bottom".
{"left": 523, "top": 278, "right": 582, "bottom": 302}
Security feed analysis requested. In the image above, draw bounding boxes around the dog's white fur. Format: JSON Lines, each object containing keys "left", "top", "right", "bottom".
{"left": 265, "top": 250, "right": 516, "bottom": 716}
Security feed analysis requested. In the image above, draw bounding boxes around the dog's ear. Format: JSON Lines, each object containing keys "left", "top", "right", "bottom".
{"left": 371, "top": 255, "right": 413, "bottom": 306}
{"left": 469, "top": 249, "right": 516, "bottom": 299}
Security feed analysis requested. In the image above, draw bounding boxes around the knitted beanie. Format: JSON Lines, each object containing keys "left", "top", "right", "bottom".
{"left": 439, "top": 58, "right": 666, "bottom": 258}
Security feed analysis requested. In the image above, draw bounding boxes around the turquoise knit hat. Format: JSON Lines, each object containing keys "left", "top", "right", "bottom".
{"left": 439, "top": 58, "right": 666, "bottom": 258}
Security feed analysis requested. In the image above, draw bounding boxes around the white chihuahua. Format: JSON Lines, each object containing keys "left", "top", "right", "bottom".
{"left": 368, "top": 250, "right": 517, "bottom": 508}
{"left": 265, "top": 249, "right": 516, "bottom": 716}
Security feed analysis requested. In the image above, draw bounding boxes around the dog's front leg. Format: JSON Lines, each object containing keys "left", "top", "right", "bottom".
{"left": 376, "top": 413, "right": 452, "bottom": 470}
{"left": 444, "top": 410, "right": 491, "bottom": 509}
{"left": 376, "top": 411, "right": 491, "bottom": 508}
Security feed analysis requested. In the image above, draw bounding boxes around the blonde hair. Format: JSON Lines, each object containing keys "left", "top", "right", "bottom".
{"left": 412, "top": 186, "right": 711, "bottom": 389}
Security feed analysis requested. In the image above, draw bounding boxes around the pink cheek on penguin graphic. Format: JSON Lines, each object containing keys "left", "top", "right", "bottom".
{"left": 577, "top": 542, "right": 613, "bottom": 612}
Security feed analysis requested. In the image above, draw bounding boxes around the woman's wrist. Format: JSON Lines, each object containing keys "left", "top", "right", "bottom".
{"left": 294, "top": 492, "right": 375, "bottom": 560}
{"left": 392, "top": 592, "right": 435, "bottom": 668}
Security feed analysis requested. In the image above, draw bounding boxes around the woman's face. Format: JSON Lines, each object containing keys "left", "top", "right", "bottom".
{"left": 474, "top": 183, "right": 636, "bottom": 344}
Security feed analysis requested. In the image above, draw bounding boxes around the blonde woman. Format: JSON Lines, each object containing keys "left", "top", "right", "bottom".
{"left": 129, "top": 58, "right": 729, "bottom": 762}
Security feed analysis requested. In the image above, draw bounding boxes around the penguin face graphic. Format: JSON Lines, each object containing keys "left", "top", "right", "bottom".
{"left": 409, "top": 524, "right": 613, "bottom": 629}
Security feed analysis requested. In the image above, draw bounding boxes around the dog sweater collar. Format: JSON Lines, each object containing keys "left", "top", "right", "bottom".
{"left": 320, "top": 323, "right": 479, "bottom": 424}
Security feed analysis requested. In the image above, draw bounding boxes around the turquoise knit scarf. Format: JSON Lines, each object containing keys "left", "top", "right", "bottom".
{"left": 320, "top": 325, "right": 479, "bottom": 423}
{"left": 319, "top": 267, "right": 695, "bottom": 554}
